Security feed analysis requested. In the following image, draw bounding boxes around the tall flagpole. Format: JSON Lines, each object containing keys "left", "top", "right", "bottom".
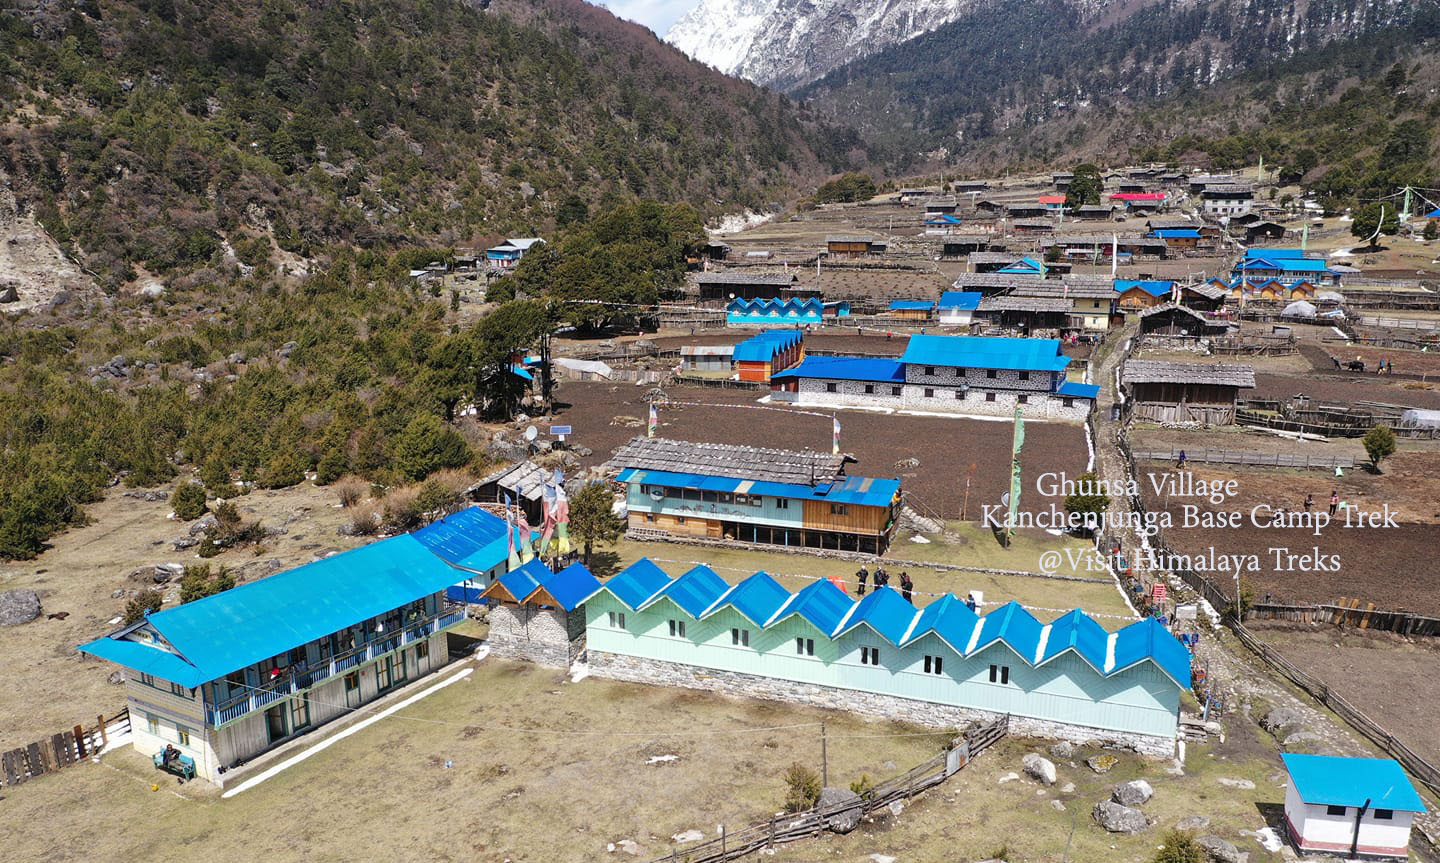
{"left": 1008, "top": 405, "right": 1025, "bottom": 546}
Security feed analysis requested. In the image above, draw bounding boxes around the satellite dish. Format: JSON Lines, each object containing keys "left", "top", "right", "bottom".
{"left": 1000, "top": 492, "right": 1011, "bottom": 508}
{"left": 524, "top": 425, "right": 538, "bottom": 442}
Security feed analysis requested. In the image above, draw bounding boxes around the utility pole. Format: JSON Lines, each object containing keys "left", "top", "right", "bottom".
{"left": 821, "top": 721, "right": 828, "bottom": 787}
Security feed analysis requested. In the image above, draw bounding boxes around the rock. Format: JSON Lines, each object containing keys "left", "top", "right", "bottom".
{"left": 1281, "top": 731, "right": 1329, "bottom": 749}
{"left": 47, "top": 289, "right": 72, "bottom": 309}
{"left": 172, "top": 536, "right": 199, "bottom": 550}
{"left": 997, "top": 772, "right": 1020, "bottom": 784}
{"left": 0, "top": 588, "right": 41, "bottom": 625}
{"left": 887, "top": 799, "right": 904, "bottom": 817}
{"left": 1049, "top": 741, "right": 1075, "bottom": 760}
{"left": 1093, "top": 800, "right": 1149, "bottom": 833}
{"left": 817, "top": 787, "right": 863, "bottom": 834}
{"left": 227, "top": 351, "right": 248, "bottom": 364}
{"left": 112, "top": 589, "right": 126, "bottom": 598}
{"left": 1051, "top": 799, "right": 1066, "bottom": 811}
{"left": 151, "top": 563, "right": 185, "bottom": 584}
{"left": 107, "top": 671, "right": 125, "bottom": 685}
{"left": 1112, "top": 779, "right": 1153, "bottom": 806}
{"left": 1060, "top": 782, "right": 1075, "bottom": 794}
{"left": 1261, "top": 707, "right": 1306, "bottom": 735}
{"left": 138, "top": 282, "right": 165, "bottom": 298}
{"left": 0, "top": 283, "right": 17, "bottom": 303}
{"left": 189, "top": 514, "right": 219, "bottom": 536}
{"left": 1023, "top": 753, "right": 1057, "bottom": 786}
{"left": 867, "top": 856, "right": 896, "bottom": 863}
{"left": 1216, "top": 777, "right": 1255, "bottom": 790}
{"left": 1176, "top": 815, "right": 1211, "bottom": 831}
{"left": 1198, "top": 835, "right": 1246, "bottom": 863}
{"left": 671, "top": 829, "right": 704, "bottom": 843}
{"left": 616, "top": 839, "right": 639, "bottom": 856}
{"left": 1087, "top": 754, "right": 1118, "bottom": 774}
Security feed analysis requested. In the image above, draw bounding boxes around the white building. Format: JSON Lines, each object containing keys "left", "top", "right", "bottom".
{"left": 1281, "top": 754, "right": 1425, "bottom": 860}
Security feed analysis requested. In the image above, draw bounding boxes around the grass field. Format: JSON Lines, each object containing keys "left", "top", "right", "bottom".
{"left": 2, "top": 658, "right": 957, "bottom": 863}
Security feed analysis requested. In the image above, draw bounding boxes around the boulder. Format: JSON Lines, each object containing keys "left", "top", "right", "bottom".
{"left": 1111, "top": 779, "right": 1153, "bottom": 806}
{"left": 138, "top": 282, "right": 165, "bottom": 298}
{"left": 0, "top": 589, "right": 41, "bottom": 625}
{"left": 1216, "top": 777, "right": 1255, "bottom": 790}
{"left": 1022, "top": 753, "right": 1057, "bottom": 786}
{"left": 112, "top": 588, "right": 126, "bottom": 598}
{"left": 1049, "top": 741, "right": 1075, "bottom": 760}
{"left": 1260, "top": 706, "right": 1306, "bottom": 735}
{"left": 172, "top": 536, "right": 199, "bottom": 550}
{"left": 1087, "top": 754, "right": 1118, "bottom": 774}
{"left": 227, "top": 351, "right": 248, "bottom": 364}
{"left": 0, "top": 283, "right": 18, "bottom": 303}
{"left": 1176, "top": 815, "right": 1211, "bottom": 832}
{"left": 817, "top": 787, "right": 863, "bottom": 834}
{"left": 1281, "top": 731, "right": 1331, "bottom": 751}
{"left": 107, "top": 671, "right": 125, "bottom": 685}
{"left": 189, "top": 513, "right": 219, "bottom": 536}
{"left": 1093, "top": 800, "right": 1149, "bottom": 833}
{"left": 1198, "top": 834, "right": 1247, "bottom": 863}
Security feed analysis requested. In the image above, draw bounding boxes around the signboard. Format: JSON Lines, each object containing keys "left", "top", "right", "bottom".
{"left": 1152, "top": 583, "right": 1167, "bottom": 603}
{"left": 548, "top": 425, "right": 572, "bottom": 436}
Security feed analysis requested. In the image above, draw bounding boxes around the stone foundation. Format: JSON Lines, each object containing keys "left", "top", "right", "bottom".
{"left": 587, "top": 651, "right": 1175, "bottom": 758}
{"left": 487, "top": 604, "right": 584, "bottom": 668}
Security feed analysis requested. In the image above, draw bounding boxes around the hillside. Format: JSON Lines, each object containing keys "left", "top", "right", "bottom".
{"left": 795, "top": 0, "right": 1440, "bottom": 182}
{"left": 0, "top": 0, "right": 861, "bottom": 289}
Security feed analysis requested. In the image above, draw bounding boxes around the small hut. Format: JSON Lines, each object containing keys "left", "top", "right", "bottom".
{"left": 1121, "top": 359, "right": 1256, "bottom": 424}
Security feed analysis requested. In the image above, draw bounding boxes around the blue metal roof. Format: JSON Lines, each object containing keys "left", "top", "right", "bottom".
{"left": 771, "top": 357, "right": 905, "bottom": 384}
{"left": 1239, "top": 256, "right": 1329, "bottom": 274}
{"left": 972, "top": 601, "right": 1044, "bottom": 660}
{"left": 644, "top": 565, "right": 729, "bottom": 617}
{"left": 836, "top": 586, "right": 918, "bottom": 645}
{"left": 769, "top": 578, "right": 855, "bottom": 633}
{"left": 494, "top": 557, "right": 554, "bottom": 602}
{"left": 925, "top": 213, "right": 962, "bottom": 225}
{"left": 1152, "top": 228, "right": 1200, "bottom": 239}
{"left": 889, "top": 301, "right": 935, "bottom": 311}
{"left": 76, "top": 636, "right": 216, "bottom": 689}
{"left": 938, "top": 291, "right": 982, "bottom": 311}
{"left": 1244, "top": 248, "right": 1307, "bottom": 259}
{"left": 733, "top": 331, "right": 803, "bottom": 362}
{"left": 903, "top": 594, "right": 979, "bottom": 654}
{"left": 1111, "top": 617, "right": 1191, "bottom": 689}
{"left": 703, "top": 572, "right": 791, "bottom": 627}
{"left": 899, "top": 335, "right": 1070, "bottom": 373}
{"left": 619, "top": 467, "right": 898, "bottom": 508}
{"left": 998, "top": 257, "right": 1045, "bottom": 274}
{"left": 1057, "top": 381, "right": 1100, "bottom": 399}
{"left": 603, "top": 558, "right": 673, "bottom": 610}
{"left": 1281, "top": 755, "right": 1426, "bottom": 813}
{"left": 726, "top": 298, "right": 823, "bottom": 315}
{"left": 1039, "top": 609, "right": 1109, "bottom": 672}
{"left": 412, "top": 507, "right": 516, "bottom": 572}
{"left": 527, "top": 562, "right": 602, "bottom": 611}
{"left": 1114, "top": 280, "right": 1174, "bottom": 298}
{"left": 78, "top": 531, "right": 493, "bottom": 686}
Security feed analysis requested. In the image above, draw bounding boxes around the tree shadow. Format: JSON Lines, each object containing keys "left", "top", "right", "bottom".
{"left": 586, "top": 550, "right": 622, "bottom": 578}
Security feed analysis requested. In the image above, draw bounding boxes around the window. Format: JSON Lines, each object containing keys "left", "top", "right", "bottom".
{"left": 1374, "top": 809, "right": 1394, "bottom": 820}
{"left": 825, "top": 382, "right": 838, "bottom": 393}
{"left": 375, "top": 659, "right": 392, "bottom": 691}
{"left": 1017, "top": 395, "right": 1028, "bottom": 405}
{"left": 1062, "top": 397, "right": 1074, "bottom": 408}
{"left": 863, "top": 384, "right": 874, "bottom": 394}
{"left": 146, "top": 714, "right": 160, "bottom": 735}
{"left": 924, "top": 366, "right": 935, "bottom": 375}
{"left": 986, "top": 369, "right": 997, "bottom": 379}
{"left": 924, "top": 388, "right": 935, "bottom": 398}
{"left": 176, "top": 725, "right": 191, "bottom": 746}
{"left": 860, "top": 646, "right": 880, "bottom": 665}
{"left": 645, "top": 513, "right": 656, "bottom": 522}
{"left": 988, "top": 664, "right": 1010, "bottom": 684}
{"left": 1018, "top": 371, "right": 1030, "bottom": 381}
{"left": 830, "top": 504, "right": 848, "bottom": 515}
{"left": 675, "top": 516, "right": 686, "bottom": 524}
{"left": 668, "top": 619, "right": 687, "bottom": 638}
{"left": 344, "top": 672, "right": 360, "bottom": 693}
{"left": 138, "top": 672, "right": 156, "bottom": 688}
{"left": 416, "top": 640, "right": 429, "bottom": 660}
{"left": 796, "top": 637, "right": 814, "bottom": 656}
{"left": 923, "top": 655, "right": 944, "bottom": 675}
{"left": 731, "top": 628, "right": 750, "bottom": 646}
{"left": 718, "top": 493, "right": 733, "bottom": 504}
{"left": 608, "top": 611, "right": 627, "bottom": 629}
{"left": 1326, "top": 805, "right": 1348, "bottom": 816}
{"left": 985, "top": 392, "right": 996, "bottom": 402}
{"left": 702, "top": 491, "right": 718, "bottom": 503}
{"left": 776, "top": 499, "right": 789, "bottom": 510}
{"left": 955, "top": 390, "right": 965, "bottom": 400}
{"left": 170, "top": 681, "right": 186, "bottom": 697}
{"left": 890, "top": 386, "right": 902, "bottom": 396}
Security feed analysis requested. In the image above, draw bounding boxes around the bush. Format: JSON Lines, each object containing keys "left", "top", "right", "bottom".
{"left": 391, "top": 414, "right": 471, "bottom": 481}
{"left": 782, "top": 763, "right": 822, "bottom": 812}
{"left": 335, "top": 478, "right": 367, "bottom": 508}
{"left": 201, "top": 456, "right": 232, "bottom": 498}
{"left": 1152, "top": 830, "right": 1205, "bottom": 863}
{"left": 849, "top": 774, "right": 874, "bottom": 796}
{"left": 123, "top": 589, "right": 163, "bottom": 624}
{"left": 259, "top": 450, "right": 309, "bottom": 489}
{"left": 178, "top": 563, "right": 236, "bottom": 603}
{"left": 349, "top": 507, "right": 380, "bottom": 536}
{"left": 1063, "top": 471, "right": 1110, "bottom": 536}
{"left": 198, "top": 501, "right": 266, "bottom": 557}
{"left": 1362, "top": 424, "right": 1397, "bottom": 471}
{"left": 316, "top": 449, "right": 348, "bottom": 485}
{"left": 381, "top": 487, "right": 423, "bottom": 531}
{"left": 170, "top": 481, "right": 208, "bottom": 521}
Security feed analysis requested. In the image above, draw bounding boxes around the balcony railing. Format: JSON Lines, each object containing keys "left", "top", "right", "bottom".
{"left": 204, "top": 610, "right": 467, "bottom": 727}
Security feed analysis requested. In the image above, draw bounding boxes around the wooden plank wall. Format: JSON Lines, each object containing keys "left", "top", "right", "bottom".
{"left": 1, "top": 710, "right": 127, "bottom": 788}
{"left": 801, "top": 500, "right": 888, "bottom": 535}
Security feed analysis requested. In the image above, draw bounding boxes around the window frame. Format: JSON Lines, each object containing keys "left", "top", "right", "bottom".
{"left": 668, "top": 619, "right": 687, "bottom": 638}
{"left": 825, "top": 382, "right": 838, "bottom": 393}
{"left": 1326, "top": 805, "right": 1348, "bottom": 816}
{"left": 1373, "top": 808, "right": 1394, "bottom": 820}
{"left": 731, "top": 627, "right": 749, "bottom": 647}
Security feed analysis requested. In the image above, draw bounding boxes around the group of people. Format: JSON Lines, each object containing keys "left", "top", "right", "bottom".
{"left": 1302, "top": 490, "right": 1341, "bottom": 516}
{"left": 855, "top": 565, "right": 914, "bottom": 602}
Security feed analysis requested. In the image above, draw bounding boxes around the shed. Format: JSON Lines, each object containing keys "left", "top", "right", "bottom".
{"left": 937, "top": 291, "right": 982, "bottom": 326}
{"left": 1121, "top": 359, "right": 1255, "bottom": 424}
{"left": 887, "top": 300, "right": 936, "bottom": 321}
{"left": 679, "top": 344, "right": 734, "bottom": 372}
{"left": 696, "top": 272, "right": 806, "bottom": 301}
{"left": 468, "top": 460, "right": 549, "bottom": 523}
{"left": 1138, "top": 303, "right": 1236, "bottom": 337}
{"left": 1281, "top": 754, "right": 1424, "bottom": 860}
{"left": 826, "top": 235, "right": 882, "bottom": 258}
{"left": 733, "top": 331, "right": 805, "bottom": 383}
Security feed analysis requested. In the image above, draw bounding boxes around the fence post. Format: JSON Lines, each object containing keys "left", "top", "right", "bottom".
{"left": 720, "top": 824, "right": 726, "bottom": 858}
{"left": 98, "top": 715, "right": 107, "bottom": 749}
{"left": 73, "top": 725, "right": 86, "bottom": 759}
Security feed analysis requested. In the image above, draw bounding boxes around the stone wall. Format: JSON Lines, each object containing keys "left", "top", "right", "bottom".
{"left": 587, "top": 651, "right": 1175, "bottom": 758}
{"left": 487, "top": 603, "right": 582, "bottom": 668}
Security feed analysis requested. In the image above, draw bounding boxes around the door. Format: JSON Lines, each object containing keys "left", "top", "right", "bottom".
{"left": 265, "top": 704, "right": 288, "bottom": 743}
{"left": 392, "top": 651, "right": 408, "bottom": 686}
{"left": 344, "top": 672, "right": 362, "bottom": 709}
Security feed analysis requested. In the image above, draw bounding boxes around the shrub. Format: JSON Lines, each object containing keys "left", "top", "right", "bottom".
{"left": 170, "top": 481, "right": 208, "bottom": 521}
{"left": 258, "top": 450, "right": 309, "bottom": 489}
{"left": 123, "top": 589, "right": 163, "bottom": 624}
{"left": 335, "top": 478, "right": 367, "bottom": 508}
{"left": 782, "top": 763, "right": 822, "bottom": 812}
{"left": 198, "top": 501, "right": 265, "bottom": 557}
{"left": 178, "top": 563, "right": 236, "bottom": 603}
{"left": 391, "top": 414, "right": 471, "bottom": 481}
{"left": 381, "top": 487, "right": 423, "bottom": 531}
{"left": 849, "top": 774, "right": 874, "bottom": 796}
{"left": 1362, "top": 424, "right": 1397, "bottom": 471}
{"left": 1152, "top": 830, "right": 1205, "bottom": 863}
{"left": 349, "top": 507, "right": 380, "bottom": 536}
{"left": 315, "top": 448, "right": 348, "bottom": 485}
{"left": 201, "top": 456, "right": 232, "bottom": 498}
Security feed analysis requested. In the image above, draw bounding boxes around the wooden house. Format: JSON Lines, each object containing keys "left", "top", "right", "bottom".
{"left": 940, "top": 235, "right": 1002, "bottom": 258}
{"left": 826, "top": 234, "right": 884, "bottom": 258}
{"left": 1011, "top": 277, "right": 1114, "bottom": 331}
{"left": 1280, "top": 755, "right": 1425, "bottom": 860}
{"left": 466, "top": 460, "right": 549, "bottom": 524}
{"left": 76, "top": 508, "right": 509, "bottom": 784}
{"left": 1148, "top": 227, "right": 1200, "bottom": 250}
{"left": 1051, "top": 172, "right": 1074, "bottom": 191}
{"left": 975, "top": 199, "right": 1006, "bottom": 214}
{"left": 1244, "top": 221, "right": 1287, "bottom": 244}
{"left": 1038, "top": 195, "right": 1067, "bottom": 214}
{"left": 924, "top": 196, "right": 959, "bottom": 214}
{"left": 608, "top": 437, "right": 901, "bottom": 555}
{"left": 1073, "top": 204, "right": 1116, "bottom": 221}
{"left": 734, "top": 331, "right": 805, "bottom": 382}
{"left": 697, "top": 272, "right": 809, "bottom": 301}
{"left": 888, "top": 300, "right": 936, "bottom": 321}
{"left": 1121, "top": 359, "right": 1255, "bottom": 424}
{"left": 1138, "top": 303, "right": 1236, "bottom": 338}
{"left": 583, "top": 566, "right": 1191, "bottom": 756}
{"left": 969, "top": 251, "right": 1034, "bottom": 273}
{"left": 951, "top": 180, "right": 990, "bottom": 194}
{"left": 1201, "top": 183, "right": 1255, "bottom": 217}
{"left": 1007, "top": 204, "right": 1050, "bottom": 219}
{"left": 1012, "top": 218, "right": 1055, "bottom": 235}
{"left": 950, "top": 272, "right": 1046, "bottom": 297}
{"left": 1179, "top": 282, "right": 1228, "bottom": 312}
{"left": 976, "top": 295, "right": 1073, "bottom": 332}
{"left": 1114, "top": 280, "right": 1175, "bottom": 312}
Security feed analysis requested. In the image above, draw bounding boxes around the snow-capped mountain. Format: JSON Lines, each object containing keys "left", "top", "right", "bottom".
{"left": 666, "top": 0, "right": 984, "bottom": 90}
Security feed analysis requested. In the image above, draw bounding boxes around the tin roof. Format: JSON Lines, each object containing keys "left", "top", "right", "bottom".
{"left": 1282, "top": 755, "right": 1426, "bottom": 813}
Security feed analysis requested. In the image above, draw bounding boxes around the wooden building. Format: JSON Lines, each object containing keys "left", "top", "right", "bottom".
{"left": 1138, "top": 303, "right": 1237, "bottom": 337}
{"left": 1010, "top": 277, "right": 1114, "bottom": 331}
{"left": 697, "top": 272, "right": 810, "bottom": 301}
{"left": 608, "top": 437, "right": 901, "bottom": 555}
{"left": 888, "top": 300, "right": 936, "bottom": 321}
{"left": 466, "top": 460, "right": 549, "bottom": 524}
{"left": 1114, "top": 280, "right": 1175, "bottom": 312}
{"left": 923, "top": 195, "right": 959, "bottom": 214}
{"left": 975, "top": 295, "right": 1074, "bottom": 332}
{"left": 826, "top": 234, "right": 885, "bottom": 258}
{"left": 950, "top": 272, "right": 1046, "bottom": 296}
{"left": 734, "top": 331, "right": 804, "bottom": 383}
{"left": 1121, "top": 359, "right": 1256, "bottom": 424}
{"left": 1179, "top": 282, "right": 1228, "bottom": 312}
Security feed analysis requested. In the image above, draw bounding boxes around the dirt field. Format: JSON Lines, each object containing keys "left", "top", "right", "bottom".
{"left": 1139, "top": 457, "right": 1440, "bottom": 614}
{"left": 554, "top": 382, "right": 1090, "bottom": 516}
{"left": 0, "top": 480, "right": 375, "bottom": 747}
{"left": 1251, "top": 371, "right": 1440, "bottom": 409}
{"left": 1251, "top": 623, "right": 1440, "bottom": 766}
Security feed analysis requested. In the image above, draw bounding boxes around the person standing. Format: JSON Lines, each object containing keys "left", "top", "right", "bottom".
{"left": 900, "top": 571, "right": 914, "bottom": 603}
{"left": 1303, "top": 493, "right": 1313, "bottom": 513}
{"left": 1328, "top": 490, "right": 1339, "bottom": 516}
{"left": 1176, "top": 449, "right": 1187, "bottom": 468}
{"left": 875, "top": 567, "right": 890, "bottom": 589}
{"left": 856, "top": 565, "right": 868, "bottom": 596}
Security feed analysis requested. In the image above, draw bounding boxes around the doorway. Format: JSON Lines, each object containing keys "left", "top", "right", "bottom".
{"left": 264, "top": 704, "right": 288, "bottom": 743}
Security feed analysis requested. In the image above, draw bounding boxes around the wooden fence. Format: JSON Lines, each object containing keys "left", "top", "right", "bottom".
{"left": 1, "top": 709, "right": 129, "bottom": 787}
{"left": 647, "top": 715, "right": 1009, "bottom": 863}
{"left": 1131, "top": 448, "right": 1354, "bottom": 470}
{"left": 1356, "top": 315, "right": 1440, "bottom": 332}
{"left": 1247, "top": 599, "right": 1440, "bottom": 637}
